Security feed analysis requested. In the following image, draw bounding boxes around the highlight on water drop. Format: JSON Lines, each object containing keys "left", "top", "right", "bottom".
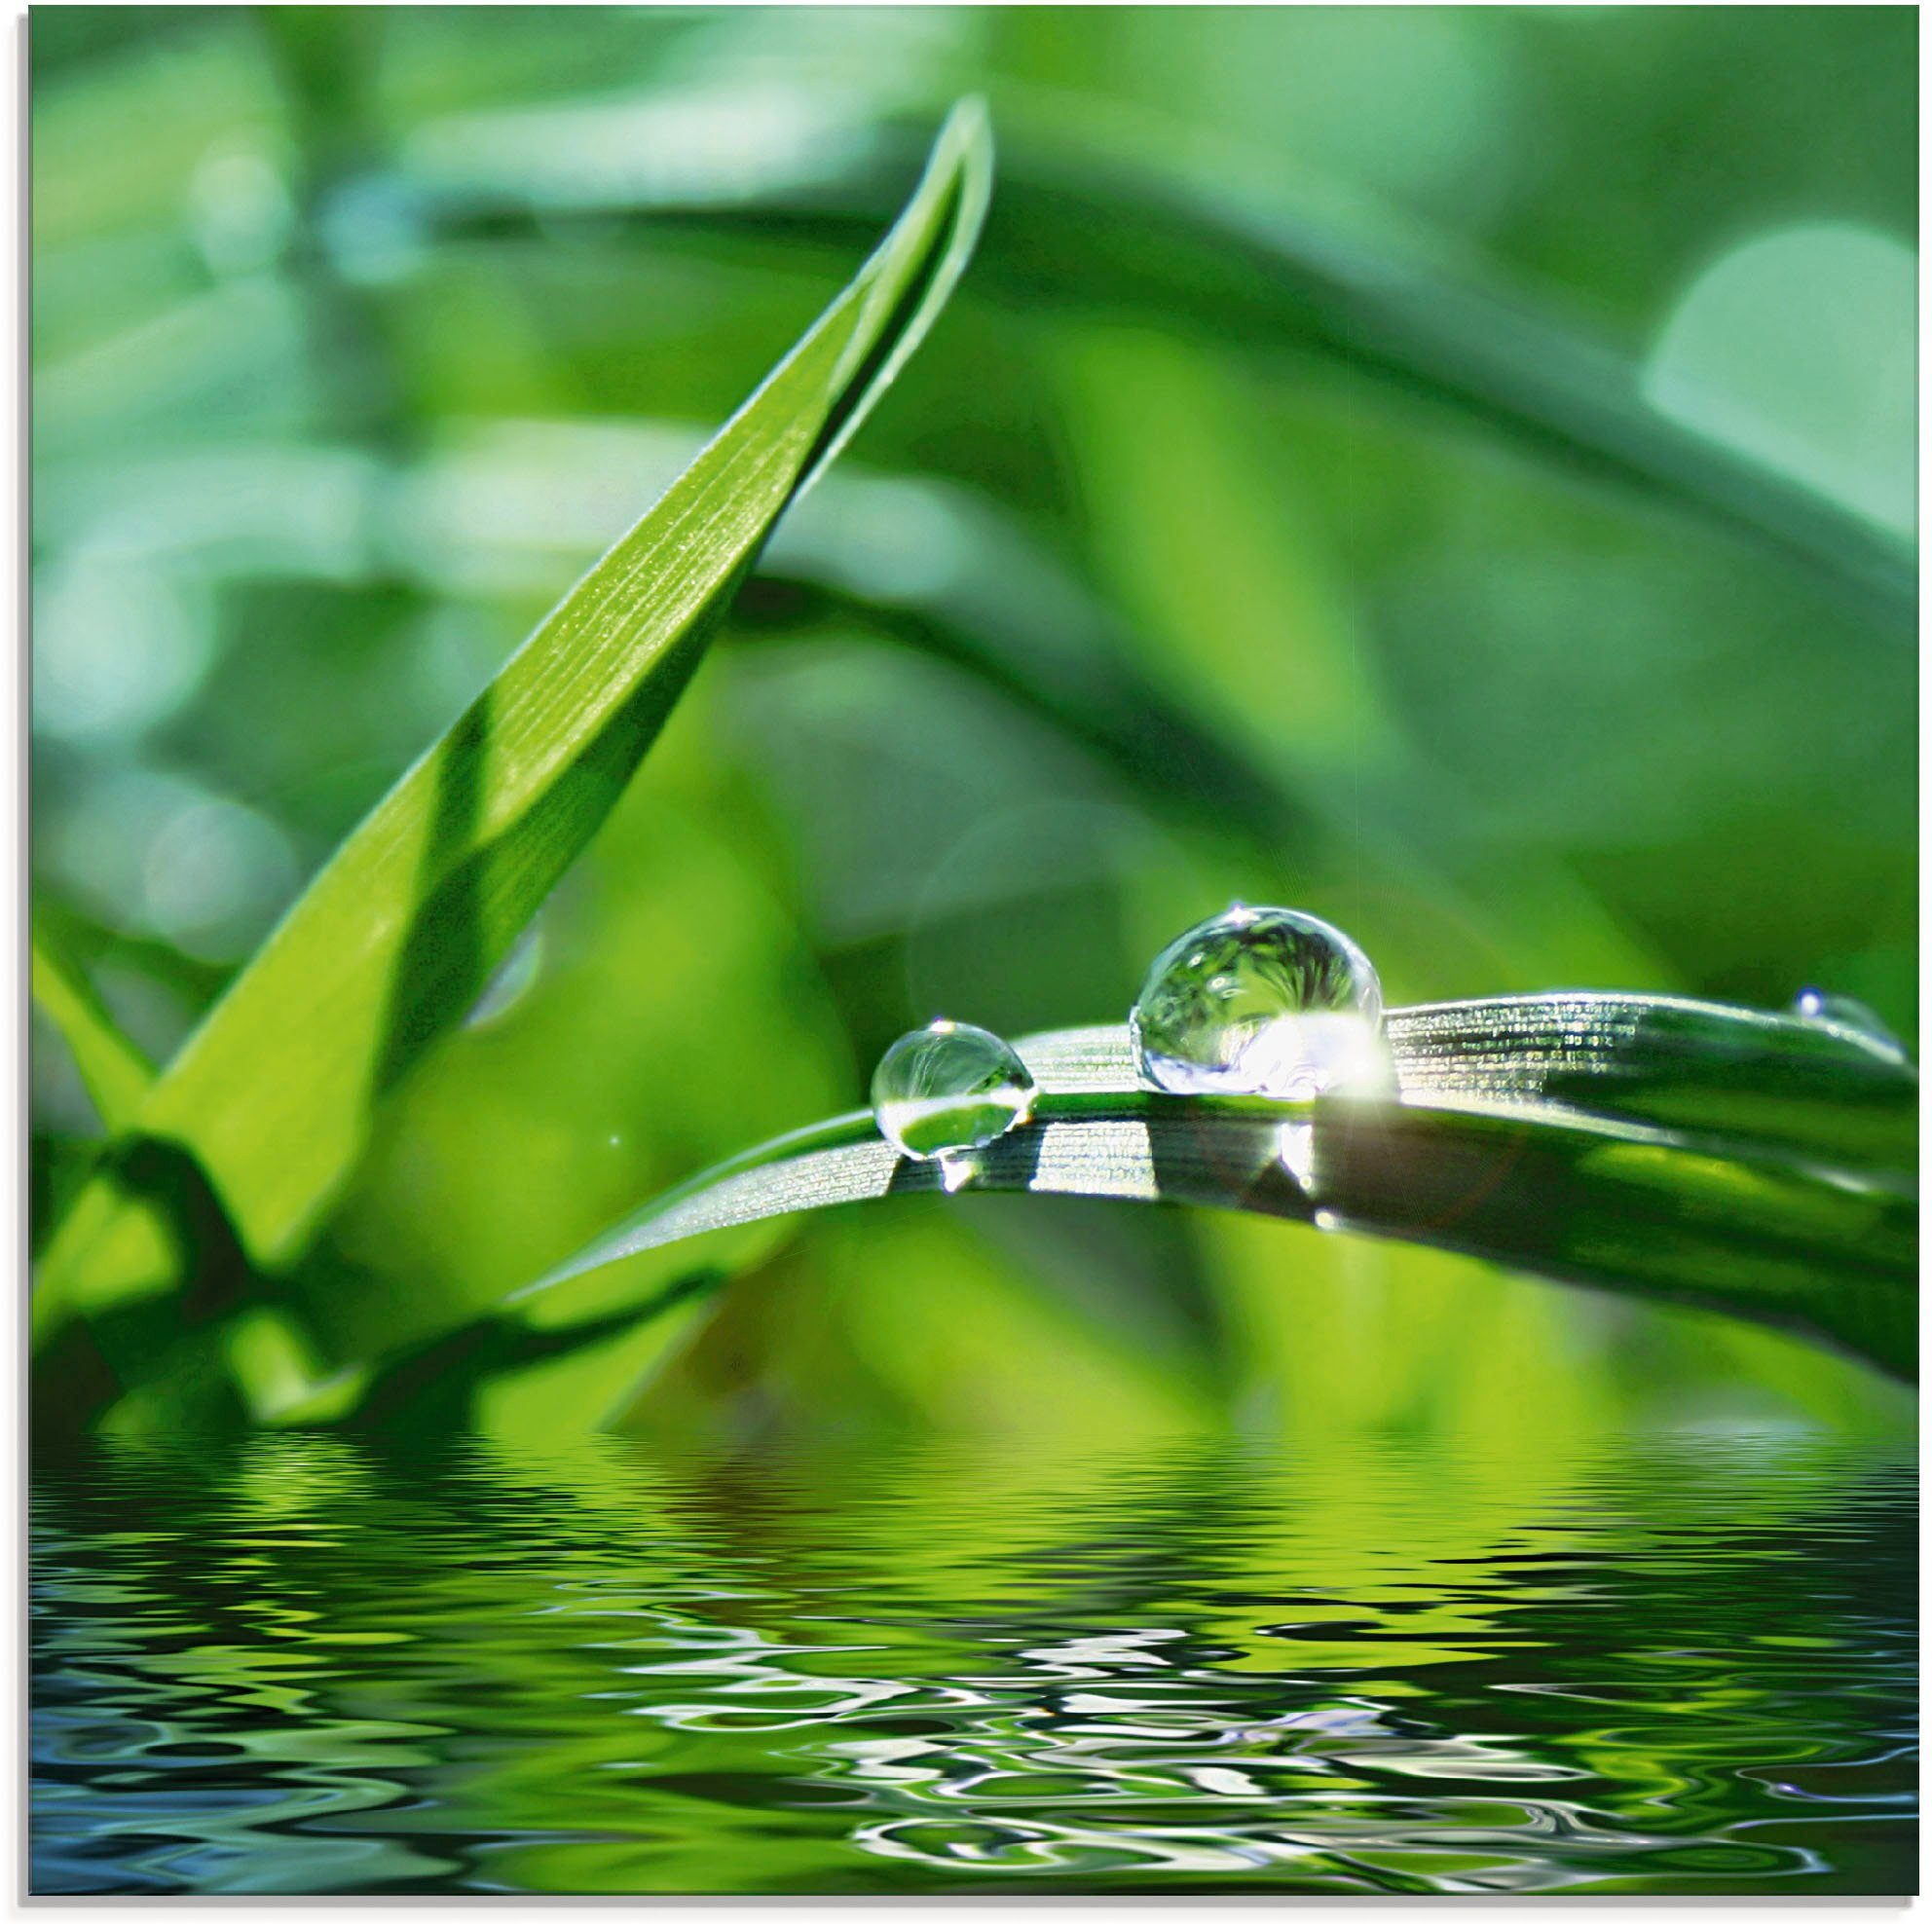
{"left": 1131, "top": 904, "right": 1394, "bottom": 1100}
{"left": 871, "top": 1018, "right": 1038, "bottom": 1161}
{"left": 1791, "top": 987, "right": 1911, "bottom": 1063}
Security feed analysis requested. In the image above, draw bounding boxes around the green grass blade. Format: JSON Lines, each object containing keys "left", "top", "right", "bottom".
{"left": 29, "top": 924, "right": 156, "bottom": 1131}
{"left": 31, "top": 101, "right": 992, "bottom": 1358}
{"left": 63, "top": 993, "right": 1913, "bottom": 1432}
{"left": 528, "top": 998, "right": 1916, "bottom": 1381}
{"left": 982, "top": 148, "right": 1913, "bottom": 631}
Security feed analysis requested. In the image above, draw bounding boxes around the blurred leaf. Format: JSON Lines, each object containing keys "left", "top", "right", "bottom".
{"left": 30, "top": 923, "right": 155, "bottom": 1131}
{"left": 34, "top": 418, "right": 1662, "bottom": 996}
{"left": 981, "top": 136, "right": 1915, "bottom": 629}
{"left": 380, "top": 109, "right": 1914, "bottom": 627}
{"left": 758, "top": 1209, "right": 1215, "bottom": 1445}
{"left": 1055, "top": 323, "right": 1393, "bottom": 779}
{"left": 534, "top": 997, "right": 1915, "bottom": 1380}
{"left": 263, "top": 1277, "right": 724, "bottom": 1434}
{"left": 32, "top": 102, "right": 993, "bottom": 1375}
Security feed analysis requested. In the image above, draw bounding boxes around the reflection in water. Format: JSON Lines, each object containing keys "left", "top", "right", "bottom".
{"left": 31, "top": 1428, "right": 1913, "bottom": 1894}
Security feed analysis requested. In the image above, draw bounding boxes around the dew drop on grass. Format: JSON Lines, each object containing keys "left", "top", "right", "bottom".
{"left": 465, "top": 923, "right": 544, "bottom": 1030}
{"left": 872, "top": 1019, "right": 1037, "bottom": 1161}
{"left": 1132, "top": 904, "right": 1393, "bottom": 1099}
{"left": 1791, "top": 987, "right": 1910, "bottom": 1062}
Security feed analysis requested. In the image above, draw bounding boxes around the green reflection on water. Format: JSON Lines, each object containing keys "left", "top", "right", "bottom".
{"left": 32, "top": 1425, "right": 1913, "bottom": 1896}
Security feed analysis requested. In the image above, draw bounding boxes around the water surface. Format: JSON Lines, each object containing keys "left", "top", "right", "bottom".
{"left": 31, "top": 1427, "right": 1914, "bottom": 1895}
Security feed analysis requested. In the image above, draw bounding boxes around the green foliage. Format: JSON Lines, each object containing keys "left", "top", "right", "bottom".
{"left": 21, "top": 24, "right": 1919, "bottom": 1906}
{"left": 402, "top": 111, "right": 1913, "bottom": 626}
{"left": 537, "top": 999, "right": 1916, "bottom": 1382}
{"left": 29, "top": 11, "right": 1915, "bottom": 1447}
{"left": 30, "top": 927, "right": 155, "bottom": 1130}
{"left": 32, "top": 101, "right": 991, "bottom": 1394}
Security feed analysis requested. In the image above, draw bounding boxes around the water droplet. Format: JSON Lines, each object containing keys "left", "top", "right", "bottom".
{"left": 872, "top": 1019, "right": 1037, "bottom": 1161}
{"left": 1791, "top": 988, "right": 1910, "bottom": 1062}
{"left": 465, "top": 923, "right": 544, "bottom": 1029}
{"left": 1131, "top": 905, "right": 1393, "bottom": 1099}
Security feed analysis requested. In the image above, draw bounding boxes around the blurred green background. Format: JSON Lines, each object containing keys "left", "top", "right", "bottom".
{"left": 31, "top": 6, "right": 1916, "bottom": 1450}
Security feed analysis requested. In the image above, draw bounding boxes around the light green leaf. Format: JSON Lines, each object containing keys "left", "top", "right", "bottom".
{"left": 529, "top": 997, "right": 1916, "bottom": 1381}
{"left": 32, "top": 101, "right": 992, "bottom": 1368}
{"left": 29, "top": 924, "right": 156, "bottom": 1131}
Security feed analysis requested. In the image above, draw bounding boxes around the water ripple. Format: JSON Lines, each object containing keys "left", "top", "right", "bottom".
{"left": 30, "top": 1428, "right": 1914, "bottom": 1895}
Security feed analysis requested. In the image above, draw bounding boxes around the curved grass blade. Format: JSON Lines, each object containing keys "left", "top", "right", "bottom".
{"left": 981, "top": 147, "right": 1914, "bottom": 632}
{"left": 377, "top": 110, "right": 1913, "bottom": 629}
{"left": 32, "top": 102, "right": 993, "bottom": 1364}
{"left": 29, "top": 924, "right": 155, "bottom": 1132}
{"left": 528, "top": 997, "right": 1916, "bottom": 1380}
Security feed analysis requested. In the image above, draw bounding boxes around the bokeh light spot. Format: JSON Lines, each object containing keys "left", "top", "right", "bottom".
{"left": 1644, "top": 222, "right": 1915, "bottom": 537}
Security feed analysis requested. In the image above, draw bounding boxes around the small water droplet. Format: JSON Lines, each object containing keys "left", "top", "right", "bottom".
{"left": 1132, "top": 906, "right": 1393, "bottom": 1099}
{"left": 465, "top": 924, "right": 544, "bottom": 1029}
{"left": 1791, "top": 987, "right": 1910, "bottom": 1061}
{"left": 872, "top": 1019, "right": 1037, "bottom": 1161}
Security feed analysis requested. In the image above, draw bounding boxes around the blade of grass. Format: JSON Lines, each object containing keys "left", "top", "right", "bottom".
{"left": 29, "top": 924, "right": 156, "bottom": 1131}
{"left": 526, "top": 998, "right": 1916, "bottom": 1381}
{"left": 981, "top": 140, "right": 1915, "bottom": 632}
{"left": 72, "top": 993, "right": 1913, "bottom": 1433}
{"left": 31, "top": 102, "right": 993, "bottom": 1373}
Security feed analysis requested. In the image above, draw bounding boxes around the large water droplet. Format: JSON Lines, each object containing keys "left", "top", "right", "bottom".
{"left": 1791, "top": 987, "right": 1910, "bottom": 1063}
{"left": 872, "top": 1019, "right": 1037, "bottom": 1161}
{"left": 1131, "top": 905, "right": 1392, "bottom": 1099}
